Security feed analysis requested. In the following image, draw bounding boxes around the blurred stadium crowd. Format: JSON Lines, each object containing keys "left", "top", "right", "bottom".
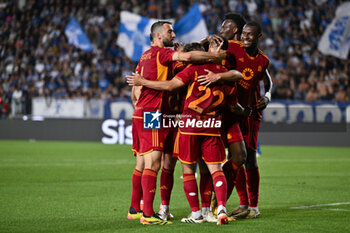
{"left": 0, "top": 0, "right": 349, "bottom": 118}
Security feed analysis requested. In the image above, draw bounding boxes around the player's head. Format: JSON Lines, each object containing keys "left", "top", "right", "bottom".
{"left": 182, "top": 42, "right": 205, "bottom": 52}
{"left": 150, "top": 21, "right": 176, "bottom": 47}
{"left": 241, "top": 21, "right": 262, "bottom": 49}
{"left": 220, "top": 13, "right": 246, "bottom": 40}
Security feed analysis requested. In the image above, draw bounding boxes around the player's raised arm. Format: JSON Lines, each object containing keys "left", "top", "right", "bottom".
{"left": 197, "top": 69, "right": 243, "bottom": 86}
{"left": 126, "top": 72, "right": 185, "bottom": 92}
{"left": 171, "top": 40, "right": 226, "bottom": 62}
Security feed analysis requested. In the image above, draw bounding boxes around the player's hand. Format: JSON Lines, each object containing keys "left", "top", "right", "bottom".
{"left": 197, "top": 69, "right": 220, "bottom": 86}
{"left": 174, "top": 42, "right": 183, "bottom": 51}
{"left": 255, "top": 96, "right": 269, "bottom": 111}
{"left": 242, "top": 107, "right": 252, "bottom": 117}
{"left": 209, "top": 34, "right": 223, "bottom": 46}
{"left": 209, "top": 37, "right": 226, "bottom": 62}
{"left": 126, "top": 72, "right": 143, "bottom": 86}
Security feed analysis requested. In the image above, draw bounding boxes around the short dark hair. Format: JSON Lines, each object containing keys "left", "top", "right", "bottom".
{"left": 224, "top": 13, "right": 246, "bottom": 36}
{"left": 150, "top": 21, "right": 172, "bottom": 42}
{"left": 182, "top": 42, "right": 205, "bottom": 52}
{"left": 245, "top": 21, "right": 262, "bottom": 36}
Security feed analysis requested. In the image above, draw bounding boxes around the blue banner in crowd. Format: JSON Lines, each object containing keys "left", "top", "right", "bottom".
{"left": 264, "top": 100, "right": 350, "bottom": 123}
{"left": 64, "top": 18, "right": 93, "bottom": 52}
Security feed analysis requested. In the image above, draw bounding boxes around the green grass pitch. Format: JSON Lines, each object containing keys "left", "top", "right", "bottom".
{"left": 0, "top": 140, "right": 349, "bottom": 233}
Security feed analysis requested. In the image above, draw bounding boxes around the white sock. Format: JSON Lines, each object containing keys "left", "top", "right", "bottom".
{"left": 192, "top": 210, "right": 202, "bottom": 219}
{"left": 248, "top": 206, "right": 258, "bottom": 211}
{"left": 160, "top": 204, "right": 169, "bottom": 213}
{"left": 217, "top": 205, "right": 227, "bottom": 214}
{"left": 202, "top": 207, "right": 209, "bottom": 215}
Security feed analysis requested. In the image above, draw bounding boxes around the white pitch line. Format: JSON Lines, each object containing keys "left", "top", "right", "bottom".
{"left": 290, "top": 202, "right": 350, "bottom": 211}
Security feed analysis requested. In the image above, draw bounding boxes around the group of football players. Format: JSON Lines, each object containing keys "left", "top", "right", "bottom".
{"left": 125, "top": 12, "right": 272, "bottom": 225}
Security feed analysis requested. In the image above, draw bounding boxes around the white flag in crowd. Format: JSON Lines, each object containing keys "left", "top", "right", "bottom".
{"left": 173, "top": 3, "right": 208, "bottom": 44}
{"left": 117, "top": 12, "right": 174, "bottom": 62}
{"left": 318, "top": 2, "right": 350, "bottom": 59}
{"left": 64, "top": 18, "right": 93, "bottom": 52}
{"left": 117, "top": 3, "right": 208, "bottom": 61}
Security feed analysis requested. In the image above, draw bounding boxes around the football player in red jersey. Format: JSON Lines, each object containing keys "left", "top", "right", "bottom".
{"left": 127, "top": 21, "right": 226, "bottom": 225}
{"left": 202, "top": 19, "right": 272, "bottom": 219}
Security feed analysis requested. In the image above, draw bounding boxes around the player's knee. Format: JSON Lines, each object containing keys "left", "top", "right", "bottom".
{"left": 244, "top": 149, "right": 257, "bottom": 169}
{"left": 163, "top": 155, "right": 177, "bottom": 170}
{"left": 238, "top": 150, "right": 247, "bottom": 166}
{"left": 238, "top": 146, "right": 247, "bottom": 166}
{"left": 152, "top": 161, "right": 162, "bottom": 172}
{"left": 230, "top": 143, "right": 247, "bottom": 166}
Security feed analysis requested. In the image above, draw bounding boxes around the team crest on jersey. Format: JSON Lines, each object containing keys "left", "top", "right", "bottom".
{"left": 258, "top": 66, "right": 262, "bottom": 72}
{"left": 238, "top": 58, "right": 244, "bottom": 63}
{"left": 143, "top": 111, "right": 161, "bottom": 129}
{"left": 242, "top": 68, "right": 254, "bottom": 80}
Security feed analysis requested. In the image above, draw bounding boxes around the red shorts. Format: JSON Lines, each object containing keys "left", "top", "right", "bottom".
{"left": 174, "top": 132, "right": 226, "bottom": 164}
{"left": 239, "top": 116, "right": 261, "bottom": 151}
{"left": 225, "top": 122, "right": 244, "bottom": 145}
{"left": 132, "top": 117, "right": 169, "bottom": 155}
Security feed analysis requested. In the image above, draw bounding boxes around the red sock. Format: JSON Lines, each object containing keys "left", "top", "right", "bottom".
{"left": 246, "top": 166, "right": 260, "bottom": 207}
{"left": 222, "top": 160, "right": 239, "bottom": 200}
{"left": 130, "top": 169, "right": 142, "bottom": 212}
{"left": 199, "top": 172, "right": 213, "bottom": 208}
{"left": 212, "top": 171, "right": 227, "bottom": 207}
{"left": 141, "top": 169, "right": 157, "bottom": 216}
{"left": 160, "top": 168, "right": 174, "bottom": 205}
{"left": 183, "top": 173, "right": 200, "bottom": 212}
{"left": 235, "top": 166, "right": 249, "bottom": 206}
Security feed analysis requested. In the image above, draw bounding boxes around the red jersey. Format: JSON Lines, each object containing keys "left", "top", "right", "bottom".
{"left": 172, "top": 61, "right": 186, "bottom": 75}
{"left": 133, "top": 46, "right": 175, "bottom": 118}
{"left": 175, "top": 63, "right": 236, "bottom": 136}
{"left": 224, "top": 41, "right": 269, "bottom": 108}
{"left": 168, "top": 61, "right": 187, "bottom": 114}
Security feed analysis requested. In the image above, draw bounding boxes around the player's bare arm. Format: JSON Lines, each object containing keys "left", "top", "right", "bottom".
{"left": 126, "top": 72, "right": 184, "bottom": 91}
{"left": 172, "top": 41, "right": 226, "bottom": 62}
{"left": 255, "top": 69, "right": 273, "bottom": 110}
{"left": 131, "top": 86, "right": 141, "bottom": 108}
{"left": 197, "top": 69, "right": 243, "bottom": 86}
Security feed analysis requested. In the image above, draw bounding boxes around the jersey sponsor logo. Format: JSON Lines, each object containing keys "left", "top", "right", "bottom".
{"left": 242, "top": 68, "right": 254, "bottom": 81}
{"left": 143, "top": 111, "right": 162, "bottom": 129}
{"left": 239, "top": 79, "right": 250, "bottom": 90}
{"left": 238, "top": 57, "right": 244, "bottom": 63}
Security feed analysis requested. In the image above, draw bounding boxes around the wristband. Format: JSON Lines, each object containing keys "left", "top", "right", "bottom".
{"left": 265, "top": 92, "right": 271, "bottom": 102}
